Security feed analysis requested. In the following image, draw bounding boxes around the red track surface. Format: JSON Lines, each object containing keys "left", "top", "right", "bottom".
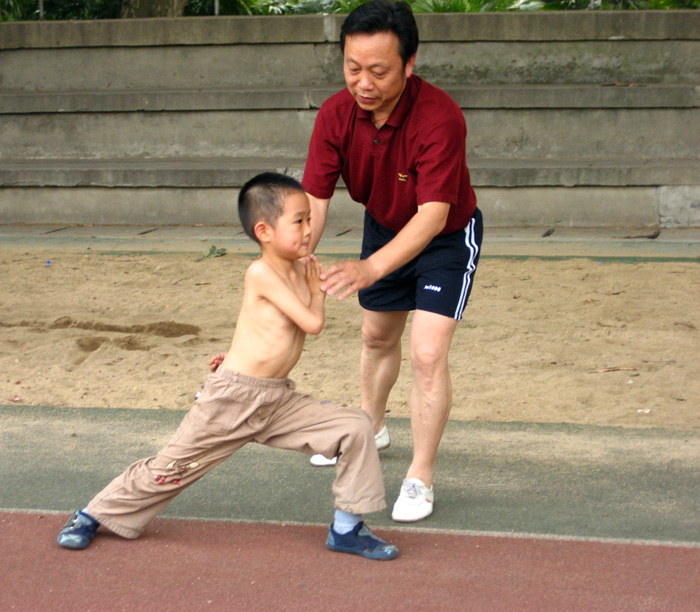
{"left": 3, "top": 511, "right": 699, "bottom": 612}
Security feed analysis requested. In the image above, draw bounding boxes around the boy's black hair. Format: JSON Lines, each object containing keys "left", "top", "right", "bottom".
{"left": 238, "top": 172, "right": 305, "bottom": 243}
{"left": 340, "top": 0, "right": 419, "bottom": 68}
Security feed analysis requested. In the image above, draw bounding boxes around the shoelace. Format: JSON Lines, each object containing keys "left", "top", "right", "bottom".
{"left": 67, "top": 512, "right": 98, "bottom": 534}
{"left": 402, "top": 481, "right": 422, "bottom": 500}
{"left": 69, "top": 514, "right": 80, "bottom": 526}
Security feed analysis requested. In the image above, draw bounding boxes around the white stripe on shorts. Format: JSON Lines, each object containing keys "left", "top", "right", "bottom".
{"left": 453, "top": 215, "right": 479, "bottom": 320}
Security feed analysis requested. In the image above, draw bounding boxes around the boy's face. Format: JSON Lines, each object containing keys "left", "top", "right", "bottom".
{"left": 267, "top": 191, "right": 312, "bottom": 259}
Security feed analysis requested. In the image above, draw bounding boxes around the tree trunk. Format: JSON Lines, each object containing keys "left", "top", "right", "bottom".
{"left": 121, "top": 0, "right": 189, "bottom": 17}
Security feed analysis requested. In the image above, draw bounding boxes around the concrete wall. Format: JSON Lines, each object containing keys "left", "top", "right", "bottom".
{"left": 1, "top": 11, "right": 699, "bottom": 227}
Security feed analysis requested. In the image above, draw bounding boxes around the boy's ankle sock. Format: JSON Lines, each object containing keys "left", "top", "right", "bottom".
{"left": 333, "top": 510, "right": 362, "bottom": 534}
{"left": 81, "top": 507, "right": 96, "bottom": 521}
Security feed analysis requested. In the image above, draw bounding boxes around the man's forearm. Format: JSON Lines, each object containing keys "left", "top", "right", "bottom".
{"left": 318, "top": 201, "right": 451, "bottom": 301}
{"left": 307, "top": 194, "right": 330, "bottom": 254}
{"left": 367, "top": 201, "right": 450, "bottom": 280}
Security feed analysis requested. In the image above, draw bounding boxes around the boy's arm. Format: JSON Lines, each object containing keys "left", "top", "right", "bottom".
{"left": 303, "top": 256, "right": 326, "bottom": 335}
{"left": 250, "top": 258, "right": 326, "bottom": 335}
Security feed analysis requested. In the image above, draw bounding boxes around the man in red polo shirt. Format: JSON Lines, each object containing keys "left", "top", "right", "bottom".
{"left": 303, "top": 0, "right": 483, "bottom": 522}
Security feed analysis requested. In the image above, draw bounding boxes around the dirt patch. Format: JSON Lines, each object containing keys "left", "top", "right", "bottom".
{"left": 1, "top": 249, "right": 698, "bottom": 428}
{"left": 49, "top": 316, "right": 200, "bottom": 337}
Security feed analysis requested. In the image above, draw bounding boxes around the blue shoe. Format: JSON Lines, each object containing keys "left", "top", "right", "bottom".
{"left": 57, "top": 510, "right": 99, "bottom": 550}
{"left": 326, "top": 521, "right": 398, "bottom": 560}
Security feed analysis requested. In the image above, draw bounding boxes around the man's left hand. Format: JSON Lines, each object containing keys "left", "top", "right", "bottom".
{"left": 321, "top": 259, "right": 378, "bottom": 301}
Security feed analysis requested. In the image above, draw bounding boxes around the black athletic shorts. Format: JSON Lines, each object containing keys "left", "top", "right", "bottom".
{"left": 358, "top": 208, "right": 483, "bottom": 321}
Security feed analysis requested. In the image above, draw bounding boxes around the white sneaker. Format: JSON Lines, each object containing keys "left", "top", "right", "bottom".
{"left": 310, "top": 454, "right": 337, "bottom": 467}
{"left": 391, "top": 478, "right": 434, "bottom": 522}
{"left": 310, "top": 425, "right": 391, "bottom": 467}
{"left": 374, "top": 425, "right": 390, "bottom": 451}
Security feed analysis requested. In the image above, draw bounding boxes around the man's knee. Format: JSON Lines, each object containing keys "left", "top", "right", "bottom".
{"left": 410, "top": 340, "right": 447, "bottom": 375}
{"left": 409, "top": 311, "right": 457, "bottom": 376}
{"left": 361, "top": 321, "right": 397, "bottom": 351}
{"left": 361, "top": 310, "right": 407, "bottom": 351}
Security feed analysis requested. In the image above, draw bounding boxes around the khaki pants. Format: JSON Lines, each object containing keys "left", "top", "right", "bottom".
{"left": 88, "top": 368, "right": 386, "bottom": 539}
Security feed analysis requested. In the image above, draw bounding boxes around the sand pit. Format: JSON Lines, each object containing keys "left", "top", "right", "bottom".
{"left": 2, "top": 248, "right": 698, "bottom": 430}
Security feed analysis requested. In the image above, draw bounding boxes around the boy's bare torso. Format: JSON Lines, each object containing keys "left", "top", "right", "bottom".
{"left": 221, "top": 258, "right": 311, "bottom": 379}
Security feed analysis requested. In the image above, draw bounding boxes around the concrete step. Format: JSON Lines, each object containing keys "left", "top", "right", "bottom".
{"left": 1, "top": 157, "right": 698, "bottom": 228}
{"left": 4, "top": 39, "right": 698, "bottom": 91}
{"left": 2, "top": 13, "right": 698, "bottom": 229}
{"left": 2, "top": 13, "right": 699, "bottom": 91}
{"left": 2, "top": 84, "right": 698, "bottom": 114}
{"left": 2, "top": 107, "right": 698, "bottom": 161}
{"left": 2, "top": 165, "right": 698, "bottom": 228}
{"left": 1, "top": 157, "right": 698, "bottom": 188}
{"left": 3, "top": 11, "right": 698, "bottom": 51}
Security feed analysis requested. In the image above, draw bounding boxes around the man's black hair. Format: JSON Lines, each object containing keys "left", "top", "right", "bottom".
{"left": 238, "top": 172, "right": 305, "bottom": 243}
{"left": 340, "top": 0, "right": 419, "bottom": 67}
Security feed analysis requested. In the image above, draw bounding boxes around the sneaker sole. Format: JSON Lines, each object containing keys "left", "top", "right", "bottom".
{"left": 57, "top": 536, "right": 89, "bottom": 549}
{"left": 391, "top": 502, "right": 434, "bottom": 523}
{"left": 326, "top": 543, "right": 399, "bottom": 560}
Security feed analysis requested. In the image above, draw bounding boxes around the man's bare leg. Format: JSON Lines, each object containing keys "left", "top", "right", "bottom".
{"left": 360, "top": 309, "right": 409, "bottom": 434}
{"left": 309, "top": 309, "right": 407, "bottom": 468}
{"left": 405, "top": 309, "right": 459, "bottom": 488}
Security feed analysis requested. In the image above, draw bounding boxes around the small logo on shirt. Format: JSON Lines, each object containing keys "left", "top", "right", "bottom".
{"left": 424, "top": 284, "right": 442, "bottom": 293}
{"left": 398, "top": 173, "right": 408, "bottom": 182}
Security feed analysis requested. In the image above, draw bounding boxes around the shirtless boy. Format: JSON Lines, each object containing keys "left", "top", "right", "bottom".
{"left": 56, "top": 172, "right": 398, "bottom": 561}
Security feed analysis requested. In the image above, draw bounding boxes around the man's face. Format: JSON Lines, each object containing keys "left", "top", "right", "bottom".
{"left": 343, "top": 31, "right": 415, "bottom": 120}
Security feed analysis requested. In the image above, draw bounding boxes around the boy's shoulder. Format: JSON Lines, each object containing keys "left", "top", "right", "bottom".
{"left": 246, "top": 257, "right": 269, "bottom": 276}
{"left": 246, "top": 257, "right": 304, "bottom": 284}
{"left": 245, "top": 258, "right": 274, "bottom": 286}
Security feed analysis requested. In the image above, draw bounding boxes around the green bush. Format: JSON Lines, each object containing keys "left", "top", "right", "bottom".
{"left": 1, "top": 0, "right": 121, "bottom": 20}
{"left": 248, "top": 0, "right": 699, "bottom": 12}
{"left": 541, "top": 0, "right": 699, "bottom": 8}
{"left": 1, "top": 0, "right": 37, "bottom": 20}
{"left": 184, "top": 0, "right": 255, "bottom": 14}
{"left": 0, "top": 0, "right": 697, "bottom": 21}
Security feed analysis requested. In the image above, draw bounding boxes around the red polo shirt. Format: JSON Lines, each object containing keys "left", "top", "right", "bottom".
{"left": 303, "top": 75, "right": 477, "bottom": 235}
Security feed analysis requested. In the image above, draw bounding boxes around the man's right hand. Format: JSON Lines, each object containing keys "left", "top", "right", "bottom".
{"left": 321, "top": 258, "right": 380, "bottom": 301}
